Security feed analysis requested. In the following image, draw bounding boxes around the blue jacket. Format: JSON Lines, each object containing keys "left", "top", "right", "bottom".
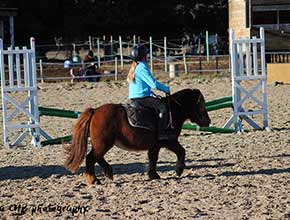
{"left": 128, "top": 62, "right": 170, "bottom": 99}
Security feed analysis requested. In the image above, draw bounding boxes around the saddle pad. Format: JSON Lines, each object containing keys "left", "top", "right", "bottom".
{"left": 123, "top": 104, "right": 157, "bottom": 130}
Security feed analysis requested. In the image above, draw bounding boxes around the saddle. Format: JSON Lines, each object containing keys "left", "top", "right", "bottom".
{"left": 123, "top": 103, "right": 158, "bottom": 131}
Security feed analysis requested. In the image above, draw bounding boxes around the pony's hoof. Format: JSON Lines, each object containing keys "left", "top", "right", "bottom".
{"left": 176, "top": 168, "right": 184, "bottom": 177}
{"left": 176, "top": 163, "right": 185, "bottom": 177}
{"left": 148, "top": 172, "right": 160, "bottom": 180}
{"left": 84, "top": 173, "right": 100, "bottom": 185}
{"left": 104, "top": 168, "right": 114, "bottom": 180}
{"left": 104, "top": 172, "right": 114, "bottom": 180}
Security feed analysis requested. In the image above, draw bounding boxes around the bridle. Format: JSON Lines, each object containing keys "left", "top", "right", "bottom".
{"left": 167, "top": 93, "right": 204, "bottom": 123}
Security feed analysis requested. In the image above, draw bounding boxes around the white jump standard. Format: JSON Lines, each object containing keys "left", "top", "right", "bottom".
{"left": 224, "top": 27, "right": 270, "bottom": 132}
{"left": 0, "top": 38, "right": 50, "bottom": 147}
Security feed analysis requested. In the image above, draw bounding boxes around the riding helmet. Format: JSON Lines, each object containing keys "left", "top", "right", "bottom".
{"left": 131, "top": 44, "right": 149, "bottom": 61}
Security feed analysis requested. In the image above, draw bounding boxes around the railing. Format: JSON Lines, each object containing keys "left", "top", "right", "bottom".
{"left": 34, "top": 54, "right": 231, "bottom": 82}
{"left": 266, "top": 51, "right": 290, "bottom": 63}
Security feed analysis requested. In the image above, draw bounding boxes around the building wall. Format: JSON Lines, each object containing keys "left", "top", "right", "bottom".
{"left": 252, "top": 0, "right": 290, "bottom": 5}
{"left": 229, "top": 0, "right": 250, "bottom": 39}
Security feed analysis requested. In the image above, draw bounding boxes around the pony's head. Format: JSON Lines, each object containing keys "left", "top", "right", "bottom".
{"left": 173, "top": 89, "right": 211, "bottom": 127}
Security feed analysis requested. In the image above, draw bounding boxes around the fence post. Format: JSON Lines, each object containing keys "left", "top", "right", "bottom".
{"left": 89, "top": 36, "right": 92, "bottom": 50}
{"left": 72, "top": 43, "right": 76, "bottom": 56}
{"left": 215, "top": 56, "right": 219, "bottom": 74}
{"left": 164, "top": 36, "right": 167, "bottom": 72}
{"left": 149, "top": 36, "right": 153, "bottom": 73}
{"left": 206, "top": 30, "right": 209, "bottom": 63}
{"left": 199, "top": 56, "right": 202, "bottom": 72}
{"left": 183, "top": 53, "right": 188, "bottom": 74}
{"left": 115, "top": 56, "right": 118, "bottom": 80}
{"left": 39, "top": 59, "right": 44, "bottom": 83}
{"left": 119, "top": 35, "right": 124, "bottom": 70}
{"left": 110, "top": 35, "right": 113, "bottom": 58}
{"left": 133, "top": 35, "right": 136, "bottom": 46}
{"left": 97, "top": 38, "right": 101, "bottom": 68}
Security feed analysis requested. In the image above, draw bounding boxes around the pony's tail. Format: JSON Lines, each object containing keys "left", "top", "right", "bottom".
{"left": 64, "top": 108, "right": 95, "bottom": 173}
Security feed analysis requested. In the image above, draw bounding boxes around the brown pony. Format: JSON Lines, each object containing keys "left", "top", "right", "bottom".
{"left": 64, "top": 89, "right": 211, "bottom": 185}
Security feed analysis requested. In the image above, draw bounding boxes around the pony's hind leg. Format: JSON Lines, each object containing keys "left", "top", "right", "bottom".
{"left": 90, "top": 137, "right": 114, "bottom": 181}
{"left": 165, "top": 141, "right": 186, "bottom": 177}
{"left": 85, "top": 150, "right": 101, "bottom": 185}
{"left": 147, "top": 146, "right": 161, "bottom": 180}
{"left": 96, "top": 156, "right": 113, "bottom": 180}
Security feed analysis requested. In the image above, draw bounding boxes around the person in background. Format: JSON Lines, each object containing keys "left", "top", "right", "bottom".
{"left": 127, "top": 44, "right": 175, "bottom": 140}
{"left": 64, "top": 56, "right": 84, "bottom": 83}
{"left": 84, "top": 62, "right": 100, "bottom": 82}
{"left": 84, "top": 50, "right": 95, "bottom": 63}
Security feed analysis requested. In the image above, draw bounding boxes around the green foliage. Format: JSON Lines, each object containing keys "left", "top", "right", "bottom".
{"left": 9, "top": 0, "right": 228, "bottom": 43}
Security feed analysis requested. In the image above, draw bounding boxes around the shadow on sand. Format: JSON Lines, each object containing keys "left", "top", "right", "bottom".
{"left": 1, "top": 157, "right": 289, "bottom": 182}
{"left": 0, "top": 158, "right": 234, "bottom": 181}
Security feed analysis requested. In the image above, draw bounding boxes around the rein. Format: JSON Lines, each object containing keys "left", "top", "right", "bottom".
{"left": 166, "top": 94, "right": 174, "bottom": 129}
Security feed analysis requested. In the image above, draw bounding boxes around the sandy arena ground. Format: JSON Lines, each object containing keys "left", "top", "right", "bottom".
{"left": 0, "top": 75, "right": 289, "bottom": 220}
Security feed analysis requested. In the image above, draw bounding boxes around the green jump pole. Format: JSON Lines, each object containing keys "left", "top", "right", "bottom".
{"left": 41, "top": 135, "right": 72, "bottom": 146}
{"left": 206, "top": 101, "right": 233, "bottom": 112}
{"left": 39, "top": 107, "right": 80, "bottom": 119}
{"left": 38, "top": 96, "right": 234, "bottom": 146}
{"left": 182, "top": 124, "right": 235, "bottom": 133}
{"left": 205, "top": 96, "right": 232, "bottom": 107}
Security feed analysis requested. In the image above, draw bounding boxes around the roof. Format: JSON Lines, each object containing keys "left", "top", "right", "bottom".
{"left": 0, "top": 7, "right": 17, "bottom": 17}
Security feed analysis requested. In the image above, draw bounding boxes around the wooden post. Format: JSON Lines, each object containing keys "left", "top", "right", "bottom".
{"left": 119, "top": 36, "right": 123, "bottom": 69}
{"left": 199, "top": 56, "right": 202, "bottom": 72}
{"left": 149, "top": 36, "right": 153, "bottom": 73}
{"left": 198, "top": 38, "right": 201, "bottom": 55}
{"left": 215, "top": 56, "right": 218, "bottom": 74}
{"left": 164, "top": 36, "right": 167, "bottom": 72}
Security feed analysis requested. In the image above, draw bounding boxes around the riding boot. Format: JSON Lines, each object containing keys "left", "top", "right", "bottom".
{"left": 158, "top": 113, "right": 177, "bottom": 141}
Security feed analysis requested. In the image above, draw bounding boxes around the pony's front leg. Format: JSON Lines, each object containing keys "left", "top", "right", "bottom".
{"left": 147, "top": 146, "right": 161, "bottom": 180}
{"left": 84, "top": 151, "right": 101, "bottom": 185}
{"left": 165, "top": 141, "right": 185, "bottom": 177}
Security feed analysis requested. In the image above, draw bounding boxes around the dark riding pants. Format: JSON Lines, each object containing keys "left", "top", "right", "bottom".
{"left": 131, "top": 96, "right": 168, "bottom": 131}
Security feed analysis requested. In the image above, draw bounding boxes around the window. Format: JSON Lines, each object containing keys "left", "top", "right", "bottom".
{"left": 280, "top": 10, "right": 290, "bottom": 24}
{"left": 253, "top": 11, "right": 277, "bottom": 25}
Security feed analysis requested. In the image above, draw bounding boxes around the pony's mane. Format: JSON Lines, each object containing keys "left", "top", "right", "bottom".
{"left": 172, "top": 89, "right": 200, "bottom": 101}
